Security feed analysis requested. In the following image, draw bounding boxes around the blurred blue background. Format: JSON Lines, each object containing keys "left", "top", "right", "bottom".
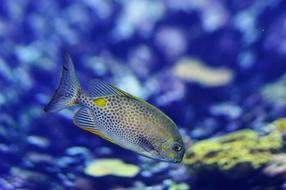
{"left": 1, "top": 0, "right": 286, "bottom": 189}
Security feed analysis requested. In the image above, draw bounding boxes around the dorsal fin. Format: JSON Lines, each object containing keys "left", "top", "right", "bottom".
{"left": 87, "top": 79, "right": 124, "bottom": 97}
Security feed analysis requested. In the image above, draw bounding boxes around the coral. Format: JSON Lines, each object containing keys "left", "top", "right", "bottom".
{"left": 173, "top": 57, "right": 234, "bottom": 87}
{"left": 263, "top": 154, "right": 286, "bottom": 178}
{"left": 183, "top": 121, "right": 284, "bottom": 171}
{"left": 271, "top": 118, "right": 286, "bottom": 134}
{"left": 262, "top": 119, "right": 286, "bottom": 179}
{"left": 113, "top": 179, "right": 190, "bottom": 190}
{"left": 84, "top": 159, "right": 140, "bottom": 177}
{"left": 261, "top": 74, "right": 286, "bottom": 106}
{"left": 168, "top": 182, "right": 190, "bottom": 190}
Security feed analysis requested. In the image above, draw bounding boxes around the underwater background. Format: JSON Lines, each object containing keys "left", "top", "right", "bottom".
{"left": 1, "top": 0, "right": 286, "bottom": 189}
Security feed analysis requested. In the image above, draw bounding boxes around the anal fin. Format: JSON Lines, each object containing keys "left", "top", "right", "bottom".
{"left": 82, "top": 127, "right": 114, "bottom": 143}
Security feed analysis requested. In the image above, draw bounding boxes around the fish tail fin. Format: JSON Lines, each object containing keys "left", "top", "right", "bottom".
{"left": 44, "top": 53, "right": 81, "bottom": 112}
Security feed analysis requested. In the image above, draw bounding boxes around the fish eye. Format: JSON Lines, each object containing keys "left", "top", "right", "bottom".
{"left": 172, "top": 143, "right": 182, "bottom": 152}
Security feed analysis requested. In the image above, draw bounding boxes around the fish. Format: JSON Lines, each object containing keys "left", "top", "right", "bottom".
{"left": 44, "top": 53, "right": 185, "bottom": 163}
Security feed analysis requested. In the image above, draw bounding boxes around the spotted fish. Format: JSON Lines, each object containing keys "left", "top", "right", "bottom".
{"left": 44, "top": 54, "right": 185, "bottom": 163}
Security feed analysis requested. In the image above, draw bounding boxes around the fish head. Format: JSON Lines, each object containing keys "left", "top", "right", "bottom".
{"left": 159, "top": 136, "right": 185, "bottom": 163}
{"left": 137, "top": 130, "right": 184, "bottom": 163}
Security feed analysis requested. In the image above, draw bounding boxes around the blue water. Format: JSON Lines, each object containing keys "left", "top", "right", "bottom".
{"left": 0, "top": 0, "right": 286, "bottom": 189}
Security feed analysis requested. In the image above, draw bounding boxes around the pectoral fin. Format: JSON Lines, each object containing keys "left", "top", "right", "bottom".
{"left": 73, "top": 107, "right": 98, "bottom": 130}
{"left": 73, "top": 107, "right": 114, "bottom": 143}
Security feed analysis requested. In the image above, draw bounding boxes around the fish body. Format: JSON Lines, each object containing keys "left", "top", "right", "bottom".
{"left": 45, "top": 54, "right": 184, "bottom": 163}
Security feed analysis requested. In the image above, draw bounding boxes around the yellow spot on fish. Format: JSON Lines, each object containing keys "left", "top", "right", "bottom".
{"left": 93, "top": 98, "right": 107, "bottom": 107}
